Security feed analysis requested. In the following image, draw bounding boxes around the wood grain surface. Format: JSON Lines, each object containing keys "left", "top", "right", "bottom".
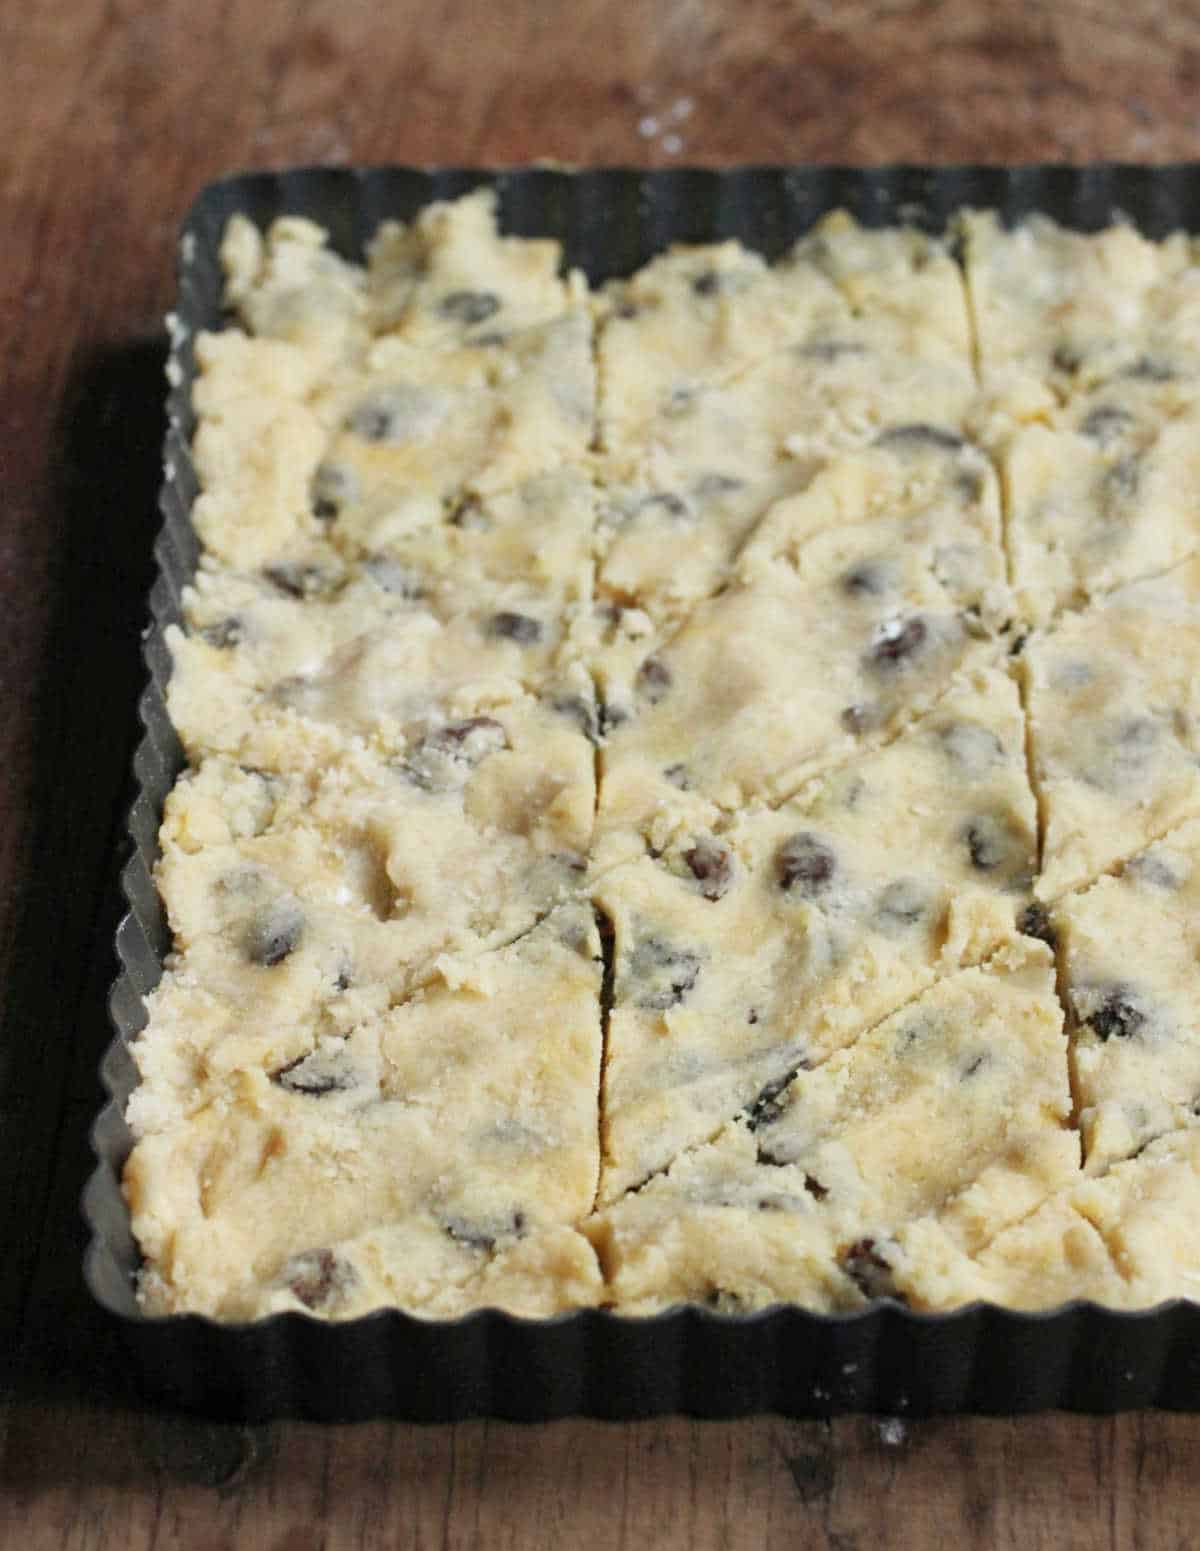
{"left": 3, "top": 1, "right": 1200, "bottom": 1545}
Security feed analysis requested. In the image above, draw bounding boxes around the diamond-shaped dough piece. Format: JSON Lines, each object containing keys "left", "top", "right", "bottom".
{"left": 587, "top": 939, "right": 1074, "bottom": 1312}
{"left": 1051, "top": 818, "right": 1200, "bottom": 1172}
{"left": 593, "top": 666, "right": 1037, "bottom": 1199}
{"left": 1020, "top": 557, "right": 1200, "bottom": 901}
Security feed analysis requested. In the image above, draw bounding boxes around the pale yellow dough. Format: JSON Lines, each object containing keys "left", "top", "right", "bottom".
{"left": 128, "top": 194, "right": 1200, "bottom": 1321}
{"left": 587, "top": 940, "right": 1075, "bottom": 1313}
{"left": 1051, "top": 818, "right": 1200, "bottom": 1173}
{"left": 1021, "top": 556, "right": 1200, "bottom": 901}
{"left": 889, "top": 1128, "right": 1200, "bottom": 1311}
{"left": 593, "top": 666, "right": 1037, "bottom": 1200}
{"left": 127, "top": 903, "right": 605, "bottom": 1320}
{"left": 594, "top": 440, "right": 1010, "bottom": 849}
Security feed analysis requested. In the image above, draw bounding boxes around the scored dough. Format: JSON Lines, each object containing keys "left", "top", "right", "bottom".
{"left": 127, "top": 902, "right": 605, "bottom": 1320}
{"left": 128, "top": 193, "right": 1200, "bottom": 1321}
{"left": 1020, "top": 555, "right": 1200, "bottom": 901}
{"left": 587, "top": 939, "right": 1074, "bottom": 1313}
{"left": 1051, "top": 818, "right": 1200, "bottom": 1173}
{"left": 593, "top": 665, "right": 1039, "bottom": 1200}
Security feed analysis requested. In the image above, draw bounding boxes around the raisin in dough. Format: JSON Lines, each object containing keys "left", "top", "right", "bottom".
{"left": 167, "top": 484, "right": 597, "bottom": 774}
{"left": 205, "top": 202, "right": 594, "bottom": 568}
{"left": 888, "top": 1127, "right": 1200, "bottom": 1311}
{"left": 597, "top": 210, "right": 970, "bottom": 453}
{"left": 588, "top": 940, "right": 1075, "bottom": 1312}
{"left": 998, "top": 376, "right": 1200, "bottom": 625}
{"left": 126, "top": 903, "right": 604, "bottom": 1320}
{"left": 594, "top": 441, "right": 1010, "bottom": 849}
{"left": 592, "top": 666, "right": 1037, "bottom": 1199}
{"left": 594, "top": 328, "right": 982, "bottom": 630}
{"left": 1050, "top": 818, "right": 1200, "bottom": 1173}
{"left": 1020, "top": 556, "right": 1200, "bottom": 900}
{"left": 964, "top": 210, "right": 1200, "bottom": 404}
{"left": 132, "top": 709, "right": 596, "bottom": 1133}
{"left": 362, "top": 187, "right": 583, "bottom": 344}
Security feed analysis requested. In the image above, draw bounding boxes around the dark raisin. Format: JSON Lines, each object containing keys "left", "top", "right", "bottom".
{"left": 404, "top": 716, "right": 509, "bottom": 789}
{"left": 438, "top": 289, "right": 501, "bottom": 325}
{"left": 448, "top": 494, "right": 490, "bottom": 530}
{"left": 334, "top": 963, "right": 353, "bottom": 992}
{"left": 1118, "top": 715, "right": 1158, "bottom": 752}
{"left": 663, "top": 762, "right": 690, "bottom": 789}
{"left": 841, "top": 561, "right": 888, "bottom": 597}
{"left": 1018, "top": 901, "right": 1057, "bottom": 948}
{"left": 1104, "top": 456, "right": 1140, "bottom": 502}
{"left": 866, "top": 616, "right": 928, "bottom": 669}
{"left": 705, "top": 1287, "right": 746, "bottom": 1313}
{"left": 937, "top": 720, "right": 1005, "bottom": 775}
{"left": 443, "top": 1209, "right": 525, "bottom": 1253}
{"left": 840, "top": 703, "right": 877, "bottom": 736}
{"left": 963, "top": 815, "right": 1012, "bottom": 872}
{"left": 874, "top": 878, "right": 929, "bottom": 934}
{"left": 628, "top": 934, "right": 704, "bottom": 1011}
{"left": 347, "top": 384, "right": 443, "bottom": 444}
{"left": 692, "top": 269, "right": 724, "bottom": 296}
{"left": 636, "top": 655, "right": 672, "bottom": 703}
{"left": 776, "top": 833, "right": 837, "bottom": 897}
{"left": 490, "top": 611, "right": 543, "bottom": 645}
{"left": 364, "top": 557, "right": 424, "bottom": 597}
{"left": 797, "top": 338, "right": 867, "bottom": 362}
{"left": 755, "top": 1192, "right": 809, "bottom": 1213}
{"left": 875, "top": 424, "right": 966, "bottom": 454}
{"left": 1126, "top": 355, "right": 1175, "bottom": 382}
{"left": 1080, "top": 405, "right": 1134, "bottom": 447}
{"left": 262, "top": 563, "right": 330, "bottom": 599}
{"left": 962, "top": 1052, "right": 988, "bottom": 1078}
{"left": 1124, "top": 851, "right": 1181, "bottom": 890}
{"left": 599, "top": 701, "right": 630, "bottom": 737}
{"left": 804, "top": 1175, "right": 829, "bottom": 1201}
{"left": 840, "top": 1238, "right": 901, "bottom": 1301}
{"left": 284, "top": 1248, "right": 358, "bottom": 1311}
{"left": 199, "top": 617, "right": 243, "bottom": 649}
{"left": 639, "top": 491, "right": 693, "bottom": 520}
{"left": 310, "top": 461, "right": 358, "bottom": 522}
{"left": 1082, "top": 985, "right": 1147, "bottom": 1042}
{"left": 244, "top": 901, "right": 305, "bottom": 966}
{"left": 746, "top": 1066, "right": 803, "bottom": 1131}
{"left": 272, "top": 1048, "right": 356, "bottom": 1096}
{"left": 551, "top": 694, "right": 599, "bottom": 742}
{"left": 683, "top": 838, "right": 734, "bottom": 901}
{"left": 747, "top": 1007, "right": 759, "bottom": 1025}
{"left": 430, "top": 716, "right": 508, "bottom": 755}
{"left": 693, "top": 472, "right": 746, "bottom": 500}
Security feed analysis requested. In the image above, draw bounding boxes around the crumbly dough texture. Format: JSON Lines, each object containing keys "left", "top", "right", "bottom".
{"left": 126, "top": 192, "right": 1200, "bottom": 1321}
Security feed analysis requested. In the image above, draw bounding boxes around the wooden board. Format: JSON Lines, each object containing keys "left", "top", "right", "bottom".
{"left": 2, "top": 0, "right": 1200, "bottom": 1543}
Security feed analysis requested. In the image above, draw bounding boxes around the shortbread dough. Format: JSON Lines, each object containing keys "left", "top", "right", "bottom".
{"left": 127, "top": 192, "right": 1200, "bottom": 1321}
{"left": 1020, "top": 556, "right": 1200, "bottom": 900}
{"left": 587, "top": 940, "right": 1074, "bottom": 1312}
{"left": 592, "top": 666, "right": 1038, "bottom": 1199}
{"left": 1051, "top": 818, "right": 1200, "bottom": 1172}
{"left": 126, "top": 903, "right": 605, "bottom": 1319}
{"left": 594, "top": 441, "right": 1010, "bottom": 851}
{"left": 886, "top": 1127, "right": 1200, "bottom": 1311}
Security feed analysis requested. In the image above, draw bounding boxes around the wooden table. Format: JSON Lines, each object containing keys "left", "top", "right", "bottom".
{"left": 3, "top": 1, "right": 1200, "bottom": 1543}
